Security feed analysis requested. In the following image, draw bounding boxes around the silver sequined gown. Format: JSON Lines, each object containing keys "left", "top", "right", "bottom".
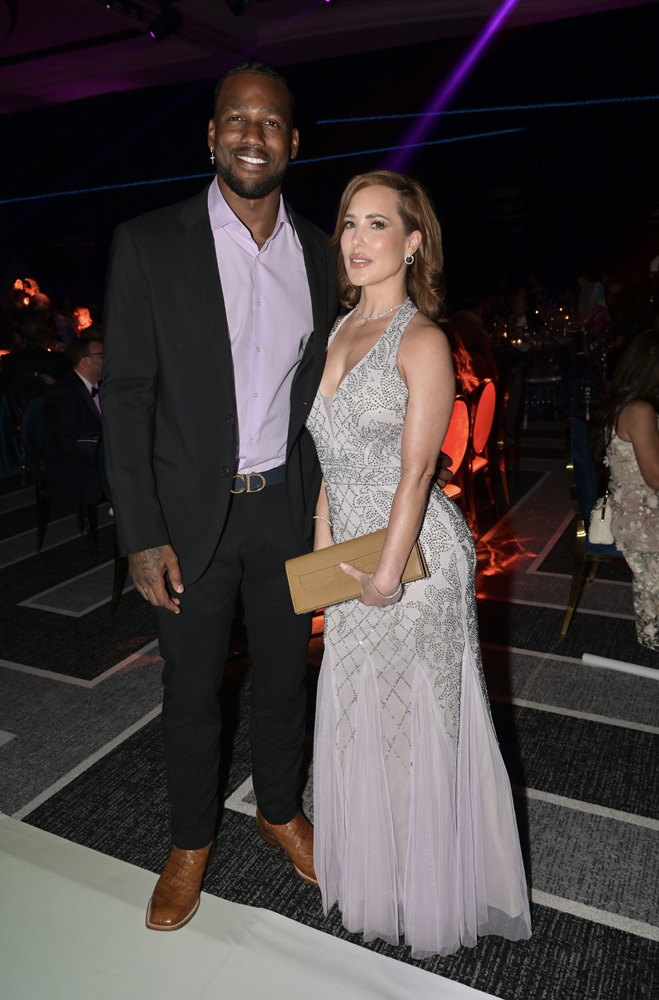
{"left": 306, "top": 301, "right": 531, "bottom": 957}
{"left": 607, "top": 424, "right": 659, "bottom": 650}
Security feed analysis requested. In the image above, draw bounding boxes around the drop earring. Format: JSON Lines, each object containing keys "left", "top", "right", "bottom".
{"left": 209, "top": 147, "right": 215, "bottom": 165}
{"left": 404, "top": 251, "right": 414, "bottom": 265}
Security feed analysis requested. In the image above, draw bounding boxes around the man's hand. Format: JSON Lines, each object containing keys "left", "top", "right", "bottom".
{"left": 128, "top": 544, "right": 184, "bottom": 614}
{"left": 435, "top": 451, "right": 454, "bottom": 487}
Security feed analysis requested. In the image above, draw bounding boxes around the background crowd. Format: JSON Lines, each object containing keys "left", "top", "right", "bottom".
{"left": 2, "top": 258, "right": 657, "bottom": 504}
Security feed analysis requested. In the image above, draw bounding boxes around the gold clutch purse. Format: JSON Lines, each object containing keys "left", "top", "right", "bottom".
{"left": 285, "top": 528, "right": 429, "bottom": 615}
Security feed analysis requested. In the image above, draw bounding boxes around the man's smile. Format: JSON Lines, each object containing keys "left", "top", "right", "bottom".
{"left": 236, "top": 153, "right": 269, "bottom": 165}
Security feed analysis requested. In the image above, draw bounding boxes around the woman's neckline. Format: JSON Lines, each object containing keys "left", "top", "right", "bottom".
{"left": 320, "top": 298, "right": 411, "bottom": 399}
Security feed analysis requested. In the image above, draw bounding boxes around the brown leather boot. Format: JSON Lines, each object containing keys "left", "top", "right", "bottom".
{"left": 145, "top": 841, "right": 215, "bottom": 931}
{"left": 256, "top": 809, "right": 318, "bottom": 886}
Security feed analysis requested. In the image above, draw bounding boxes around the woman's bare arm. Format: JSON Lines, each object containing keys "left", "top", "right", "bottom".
{"left": 313, "top": 478, "right": 335, "bottom": 550}
{"left": 617, "top": 400, "right": 659, "bottom": 490}
{"left": 340, "top": 316, "right": 455, "bottom": 605}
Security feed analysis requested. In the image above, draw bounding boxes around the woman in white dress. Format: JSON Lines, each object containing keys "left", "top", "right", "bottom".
{"left": 306, "top": 170, "right": 531, "bottom": 957}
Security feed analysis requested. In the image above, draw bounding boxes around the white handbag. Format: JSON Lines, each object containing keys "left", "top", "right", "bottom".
{"left": 588, "top": 490, "right": 614, "bottom": 545}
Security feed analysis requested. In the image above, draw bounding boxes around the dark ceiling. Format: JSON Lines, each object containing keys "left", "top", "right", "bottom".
{"left": 0, "top": 0, "right": 654, "bottom": 114}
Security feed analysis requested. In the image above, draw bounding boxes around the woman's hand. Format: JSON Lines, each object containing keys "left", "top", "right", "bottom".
{"left": 340, "top": 562, "right": 402, "bottom": 607}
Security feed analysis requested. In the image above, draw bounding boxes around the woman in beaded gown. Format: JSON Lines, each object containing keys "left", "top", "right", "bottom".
{"left": 592, "top": 330, "right": 659, "bottom": 651}
{"left": 306, "top": 171, "right": 531, "bottom": 958}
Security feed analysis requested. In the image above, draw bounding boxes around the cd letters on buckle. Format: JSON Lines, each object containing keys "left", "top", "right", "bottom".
{"left": 231, "top": 473, "right": 266, "bottom": 494}
{"left": 285, "top": 528, "right": 429, "bottom": 615}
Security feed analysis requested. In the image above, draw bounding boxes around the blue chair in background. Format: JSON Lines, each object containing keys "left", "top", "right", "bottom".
{"left": 522, "top": 345, "right": 562, "bottom": 429}
{"left": 495, "top": 366, "right": 523, "bottom": 507}
{"left": 560, "top": 416, "right": 626, "bottom": 639}
{"left": 0, "top": 391, "right": 21, "bottom": 469}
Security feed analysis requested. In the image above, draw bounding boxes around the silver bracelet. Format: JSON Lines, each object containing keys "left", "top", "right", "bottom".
{"left": 369, "top": 574, "right": 402, "bottom": 599}
{"left": 313, "top": 515, "right": 332, "bottom": 527}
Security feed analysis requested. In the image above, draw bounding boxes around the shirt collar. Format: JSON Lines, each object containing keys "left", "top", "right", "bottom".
{"left": 75, "top": 370, "right": 95, "bottom": 393}
{"left": 207, "top": 179, "right": 292, "bottom": 243}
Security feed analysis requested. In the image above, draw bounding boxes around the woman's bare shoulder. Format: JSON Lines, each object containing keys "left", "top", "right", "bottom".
{"left": 617, "top": 399, "right": 659, "bottom": 439}
{"left": 400, "top": 311, "right": 448, "bottom": 351}
{"left": 397, "top": 312, "right": 452, "bottom": 388}
{"left": 619, "top": 399, "right": 659, "bottom": 425}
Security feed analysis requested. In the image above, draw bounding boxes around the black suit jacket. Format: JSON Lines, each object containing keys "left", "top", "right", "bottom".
{"left": 101, "top": 185, "right": 338, "bottom": 584}
{"left": 43, "top": 370, "right": 104, "bottom": 505}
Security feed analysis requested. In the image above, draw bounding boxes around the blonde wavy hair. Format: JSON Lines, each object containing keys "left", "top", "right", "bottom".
{"left": 330, "top": 170, "right": 446, "bottom": 325}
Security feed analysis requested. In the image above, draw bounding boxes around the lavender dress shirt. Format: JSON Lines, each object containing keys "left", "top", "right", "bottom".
{"left": 208, "top": 181, "right": 314, "bottom": 475}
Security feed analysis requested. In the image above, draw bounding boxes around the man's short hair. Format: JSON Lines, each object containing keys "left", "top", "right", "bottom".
{"left": 22, "top": 321, "right": 50, "bottom": 348}
{"left": 213, "top": 60, "right": 295, "bottom": 125}
{"left": 69, "top": 336, "right": 103, "bottom": 369}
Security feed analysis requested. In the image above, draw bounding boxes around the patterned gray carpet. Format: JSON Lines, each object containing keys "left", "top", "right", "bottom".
{"left": 1, "top": 434, "right": 657, "bottom": 1000}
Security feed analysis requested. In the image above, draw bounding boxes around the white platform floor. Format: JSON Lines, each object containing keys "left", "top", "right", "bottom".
{"left": 0, "top": 814, "right": 495, "bottom": 1000}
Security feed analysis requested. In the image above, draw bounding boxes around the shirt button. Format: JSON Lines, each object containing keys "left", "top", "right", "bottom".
{"left": 257, "top": 301, "right": 262, "bottom": 307}
{"left": 256, "top": 347, "right": 261, "bottom": 352}
{"left": 253, "top": 392, "right": 258, "bottom": 398}
{"left": 255, "top": 255, "right": 260, "bottom": 262}
{"left": 250, "top": 437, "right": 255, "bottom": 443}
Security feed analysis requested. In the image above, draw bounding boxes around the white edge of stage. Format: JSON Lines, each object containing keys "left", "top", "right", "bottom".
{"left": 0, "top": 814, "right": 496, "bottom": 1000}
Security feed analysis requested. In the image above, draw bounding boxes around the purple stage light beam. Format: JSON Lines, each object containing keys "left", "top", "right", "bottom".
{"left": 384, "top": 0, "right": 520, "bottom": 172}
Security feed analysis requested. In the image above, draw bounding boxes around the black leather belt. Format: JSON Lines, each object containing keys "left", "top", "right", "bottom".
{"left": 230, "top": 465, "right": 286, "bottom": 494}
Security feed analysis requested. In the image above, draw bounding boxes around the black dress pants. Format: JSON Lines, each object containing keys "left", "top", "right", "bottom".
{"left": 157, "top": 480, "right": 312, "bottom": 849}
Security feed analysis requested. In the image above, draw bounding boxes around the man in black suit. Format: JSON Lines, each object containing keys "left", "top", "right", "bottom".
{"left": 43, "top": 336, "right": 105, "bottom": 505}
{"left": 101, "top": 62, "right": 337, "bottom": 931}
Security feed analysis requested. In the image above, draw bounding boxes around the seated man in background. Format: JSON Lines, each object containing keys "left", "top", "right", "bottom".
{"left": 0, "top": 320, "right": 68, "bottom": 402}
{"left": 43, "top": 336, "right": 105, "bottom": 506}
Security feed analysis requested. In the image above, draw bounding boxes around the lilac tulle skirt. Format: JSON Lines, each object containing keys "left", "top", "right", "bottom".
{"left": 313, "top": 630, "right": 532, "bottom": 958}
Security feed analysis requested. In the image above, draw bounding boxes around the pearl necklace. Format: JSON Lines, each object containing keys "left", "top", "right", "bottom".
{"left": 354, "top": 299, "right": 407, "bottom": 322}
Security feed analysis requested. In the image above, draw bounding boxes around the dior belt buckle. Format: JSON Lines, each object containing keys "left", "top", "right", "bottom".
{"left": 231, "top": 472, "right": 266, "bottom": 494}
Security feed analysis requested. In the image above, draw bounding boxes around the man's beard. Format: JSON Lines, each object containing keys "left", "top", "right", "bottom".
{"left": 217, "top": 159, "right": 288, "bottom": 200}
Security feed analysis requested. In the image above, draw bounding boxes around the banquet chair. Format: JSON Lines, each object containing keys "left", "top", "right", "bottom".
{"left": 464, "top": 379, "right": 497, "bottom": 535}
{"left": 495, "top": 367, "right": 523, "bottom": 507}
{"left": 25, "top": 404, "right": 127, "bottom": 612}
{"left": 20, "top": 395, "right": 51, "bottom": 552}
{"left": 22, "top": 394, "right": 99, "bottom": 560}
{"left": 560, "top": 417, "right": 626, "bottom": 640}
{"left": 522, "top": 346, "right": 562, "bottom": 429}
{"left": 439, "top": 394, "right": 469, "bottom": 508}
{"left": 0, "top": 391, "right": 21, "bottom": 469}
{"left": 12, "top": 372, "right": 47, "bottom": 485}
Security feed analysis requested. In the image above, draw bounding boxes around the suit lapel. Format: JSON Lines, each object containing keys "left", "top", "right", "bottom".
{"left": 288, "top": 207, "right": 333, "bottom": 404}
{"left": 73, "top": 373, "right": 103, "bottom": 425}
{"left": 177, "top": 186, "right": 235, "bottom": 392}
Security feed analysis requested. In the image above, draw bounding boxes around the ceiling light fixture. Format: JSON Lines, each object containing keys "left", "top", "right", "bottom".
{"left": 105, "top": 0, "right": 144, "bottom": 18}
{"left": 148, "top": 1, "right": 182, "bottom": 40}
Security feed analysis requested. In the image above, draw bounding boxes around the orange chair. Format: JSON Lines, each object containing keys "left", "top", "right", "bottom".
{"left": 464, "top": 379, "right": 497, "bottom": 534}
{"left": 439, "top": 394, "right": 469, "bottom": 505}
